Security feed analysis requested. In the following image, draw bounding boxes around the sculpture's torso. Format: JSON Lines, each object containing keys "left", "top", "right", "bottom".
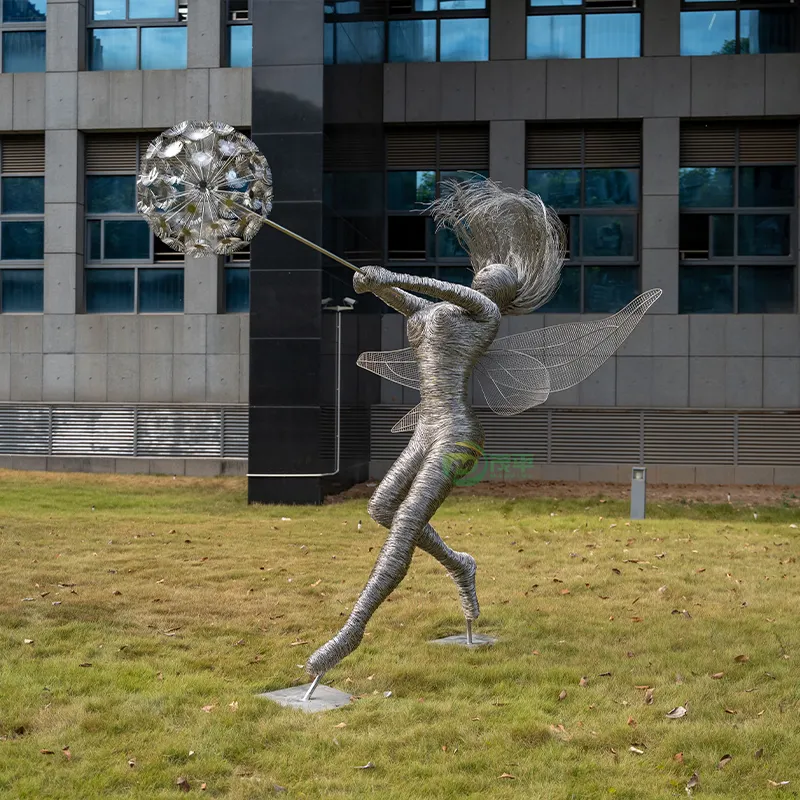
{"left": 406, "top": 300, "right": 500, "bottom": 439}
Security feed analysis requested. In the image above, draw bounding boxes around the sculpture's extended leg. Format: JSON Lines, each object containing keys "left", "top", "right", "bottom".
{"left": 368, "top": 433, "right": 479, "bottom": 620}
{"left": 305, "top": 440, "right": 474, "bottom": 676}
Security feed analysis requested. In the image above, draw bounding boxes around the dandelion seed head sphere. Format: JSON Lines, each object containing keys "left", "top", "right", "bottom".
{"left": 137, "top": 120, "right": 273, "bottom": 257}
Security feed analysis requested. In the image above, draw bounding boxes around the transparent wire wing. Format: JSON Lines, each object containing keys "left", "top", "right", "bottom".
{"left": 474, "top": 351, "right": 551, "bottom": 416}
{"left": 391, "top": 404, "right": 421, "bottom": 433}
{"left": 486, "top": 289, "right": 662, "bottom": 393}
{"left": 356, "top": 348, "right": 420, "bottom": 391}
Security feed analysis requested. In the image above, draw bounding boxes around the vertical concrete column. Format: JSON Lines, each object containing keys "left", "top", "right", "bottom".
{"left": 46, "top": 0, "right": 85, "bottom": 72}
{"left": 490, "top": 120, "right": 525, "bottom": 189}
{"left": 44, "top": 130, "right": 84, "bottom": 315}
{"left": 184, "top": 257, "right": 220, "bottom": 313}
{"left": 188, "top": 0, "right": 223, "bottom": 68}
{"left": 490, "top": 0, "right": 527, "bottom": 61}
{"left": 643, "top": 0, "right": 681, "bottom": 57}
{"left": 641, "top": 117, "right": 680, "bottom": 313}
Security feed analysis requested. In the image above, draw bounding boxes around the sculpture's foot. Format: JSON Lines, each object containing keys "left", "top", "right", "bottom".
{"left": 451, "top": 552, "right": 480, "bottom": 621}
{"left": 305, "top": 624, "right": 364, "bottom": 677}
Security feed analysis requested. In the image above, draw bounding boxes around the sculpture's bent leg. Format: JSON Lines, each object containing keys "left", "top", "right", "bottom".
{"left": 368, "top": 434, "right": 480, "bottom": 620}
{"left": 305, "top": 441, "right": 470, "bottom": 676}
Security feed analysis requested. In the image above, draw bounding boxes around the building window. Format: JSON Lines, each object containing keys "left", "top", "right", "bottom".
{"left": 679, "top": 122, "right": 796, "bottom": 313}
{"left": 324, "top": 0, "right": 489, "bottom": 64}
{"left": 88, "top": 0, "right": 188, "bottom": 71}
{"left": 224, "top": 246, "right": 249, "bottom": 312}
{"left": 527, "top": 0, "right": 641, "bottom": 60}
{"left": 85, "top": 134, "right": 184, "bottom": 313}
{"left": 0, "top": 135, "right": 44, "bottom": 313}
{"left": 680, "top": 1, "right": 798, "bottom": 56}
{"left": 226, "top": 0, "right": 251, "bottom": 67}
{"left": 1, "top": 0, "right": 46, "bottom": 72}
{"left": 526, "top": 124, "right": 641, "bottom": 313}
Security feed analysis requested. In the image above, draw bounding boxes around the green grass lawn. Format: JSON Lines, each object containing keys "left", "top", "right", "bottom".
{"left": 1, "top": 470, "right": 799, "bottom": 799}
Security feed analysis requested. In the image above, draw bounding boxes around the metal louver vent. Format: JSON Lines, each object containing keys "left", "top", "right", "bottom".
{"left": 438, "top": 127, "right": 489, "bottom": 170}
{"left": 324, "top": 127, "right": 384, "bottom": 171}
{"left": 680, "top": 124, "right": 737, "bottom": 166}
{"left": 85, "top": 134, "right": 140, "bottom": 172}
{"left": 136, "top": 407, "right": 222, "bottom": 458}
{"left": 0, "top": 405, "right": 50, "bottom": 454}
{"left": 739, "top": 124, "right": 797, "bottom": 164}
{"left": 550, "top": 409, "right": 641, "bottom": 463}
{"left": 527, "top": 127, "right": 583, "bottom": 167}
{"left": 386, "top": 128, "right": 438, "bottom": 169}
{"left": 223, "top": 407, "right": 248, "bottom": 458}
{"left": 584, "top": 126, "right": 641, "bottom": 166}
{"left": 738, "top": 413, "right": 800, "bottom": 466}
{"left": 1, "top": 135, "right": 45, "bottom": 173}
{"left": 643, "top": 412, "right": 735, "bottom": 464}
{"left": 51, "top": 407, "right": 135, "bottom": 456}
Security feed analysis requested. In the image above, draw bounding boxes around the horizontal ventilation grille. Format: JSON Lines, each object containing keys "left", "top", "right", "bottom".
{"left": 0, "top": 404, "right": 248, "bottom": 459}
{"left": 86, "top": 134, "right": 141, "bottom": 172}
{"left": 2, "top": 136, "right": 45, "bottom": 173}
{"left": 371, "top": 407, "right": 800, "bottom": 467}
{"left": 527, "top": 125, "right": 641, "bottom": 167}
{"left": 386, "top": 127, "right": 489, "bottom": 170}
{"left": 324, "top": 128, "right": 384, "bottom": 171}
{"left": 681, "top": 123, "right": 798, "bottom": 166}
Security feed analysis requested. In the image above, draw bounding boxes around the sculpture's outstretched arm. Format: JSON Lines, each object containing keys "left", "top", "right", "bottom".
{"left": 371, "top": 285, "right": 431, "bottom": 317}
{"left": 356, "top": 265, "right": 496, "bottom": 320}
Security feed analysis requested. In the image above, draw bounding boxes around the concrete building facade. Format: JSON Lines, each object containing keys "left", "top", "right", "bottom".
{"left": 0, "top": 0, "right": 799, "bottom": 495}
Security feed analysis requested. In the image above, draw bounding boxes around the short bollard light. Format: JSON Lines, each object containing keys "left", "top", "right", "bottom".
{"left": 631, "top": 467, "right": 647, "bottom": 520}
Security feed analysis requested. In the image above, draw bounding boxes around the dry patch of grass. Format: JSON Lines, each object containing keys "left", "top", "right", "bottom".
{"left": 0, "top": 470, "right": 799, "bottom": 799}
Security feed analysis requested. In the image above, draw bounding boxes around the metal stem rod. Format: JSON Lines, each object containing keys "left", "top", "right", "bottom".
{"left": 302, "top": 673, "right": 324, "bottom": 702}
{"left": 466, "top": 619, "right": 473, "bottom": 645}
{"left": 262, "top": 217, "right": 363, "bottom": 273}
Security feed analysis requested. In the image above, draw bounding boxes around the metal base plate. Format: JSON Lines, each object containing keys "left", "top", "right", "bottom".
{"left": 430, "top": 633, "right": 497, "bottom": 647}
{"left": 257, "top": 683, "right": 353, "bottom": 713}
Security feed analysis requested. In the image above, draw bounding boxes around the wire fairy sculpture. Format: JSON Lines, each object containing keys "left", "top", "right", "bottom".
{"left": 305, "top": 179, "right": 662, "bottom": 678}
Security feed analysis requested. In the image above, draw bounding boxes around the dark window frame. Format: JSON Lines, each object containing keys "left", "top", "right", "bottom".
{"left": 324, "top": 0, "right": 490, "bottom": 64}
{"left": 0, "top": 0, "right": 47, "bottom": 74}
{"left": 526, "top": 0, "right": 642, "bottom": 60}
{"left": 87, "top": 0, "right": 188, "bottom": 70}
{"left": 225, "top": 0, "right": 252, "bottom": 67}
{"left": 679, "top": 126, "right": 797, "bottom": 314}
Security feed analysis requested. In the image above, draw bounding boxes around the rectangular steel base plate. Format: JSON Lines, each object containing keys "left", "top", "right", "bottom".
{"left": 257, "top": 683, "right": 353, "bottom": 712}
{"left": 429, "top": 633, "right": 497, "bottom": 647}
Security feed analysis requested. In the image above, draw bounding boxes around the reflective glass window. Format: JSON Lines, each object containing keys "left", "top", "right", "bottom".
{"left": 679, "top": 266, "right": 734, "bottom": 313}
{"left": 225, "top": 267, "right": 249, "bottom": 313}
{"left": 87, "top": 176, "right": 137, "bottom": 214}
{"left": 3, "top": 0, "right": 46, "bottom": 22}
{"left": 585, "top": 13, "right": 640, "bottom": 59}
{"left": 1, "top": 221, "right": 43, "bottom": 260}
{"left": 537, "top": 265, "right": 580, "bottom": 312}
{"left": 527, "top": 169, "right": 581, "bottom": 208}
{"left": 103, "top": 220, "right": 151, "bottom": 261}
{"left": 2, "top": 31, "right": 45, "bottom": 72}
{"left": 739, "top": 166, "right": 794, "bottom": 208}
{"left": 388, "top": 171, "right": 436, "bottom": 210}
{"left": 140, "top": 26, "right": 186, "bottom": 69}
{"left": 679, "top": 167, "right": 734, "bottom": 208}
{"left": 88, "top": 220, "right": 102, "bottom": 261}
{"left": 738, "top": 214, "right": 791, "bottom": 257}
{"left": 711, "top": 214, "right": 734, "bottom": 257}
{"left": 1, "top": 177, "right": 44, "bottom": 214}
{"left": 439, "top": 0, "right": 485, "bottom": 9}
{"left": 740, "top": 10, "right": 796, "bottom": 55}
{"left": 680, "top": 213, "right": 709, "bottom": 257}
{"left": 138, "top": 268, "right": 184, "bottom": 312}
{"left": 388, "top": 19, "right": 436, "bottom": 62}
{"left": 582, "top": 215, "right": 635, "bottom": 258}
{"left": 324, "top": 21, "right": 334, "bottom": 63}
{"left": 437, "top": 226, "right": 467, "bottom": 258}
{"left": 584, "top": 169, "right": 638, "bottom": 207}
{"left": 85, "top": 268, "right": 135, "bottom": 312}
{"left": 739, "top": 266, "right": 795, "bottom": 313}
{"left": 332, "top": 20, "right": 384, "bottom": 63}
{"left": 228, "top": 24, "right": 252, "bottom": 67}
{"left": 526, "top": 14, "right": 580, "bottom": 59}
{"left": 128, "top": 0, "right": 175, "bottom": 19}
{"left": 387, "top": 215, "right": 430, "bottom": 260}
{"left": 530, "top": 0, "right": 580, "bottom": 5}
{"left": 438, "top": 266, "right": 474, "bottom": 286}
{"left": 92, "top": 0, "right": 125, "bottom": 21}
{"left": 1, "top": 268, "right": 42, "bottom": 312}
{"left": 440, "top": 169, "right": 487, "bottom": 193}
{"left": 584, "top": 266, "right": 638, "bottom": 313}
{"left": 89, "top": 27, "right": 137, "bottom": 70}
{"left": 680, "top": 10, "right": 736, "bottom": 56}
{"left": 440, "top": 17, "right": 488, "bottom": 61}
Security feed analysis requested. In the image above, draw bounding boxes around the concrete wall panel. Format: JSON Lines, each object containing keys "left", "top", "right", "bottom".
{"left": 764, "top": 315, "right": 800, "bottom": 357}
{"left": 489, "top": 120, "right": 525, "bottom": 189}
{"left": 208, "top": 69, "right": 251, "bottom": 127}
{"left": 42, "top": 353, "right": 75, "bottom": 401}
{"left": 490, "top": 0, "right": 526, "bottom": 61}
{"left": 188, "top": 0, "right": 222, "bottom": 69}
{"left": 206, "top": 354, "right": 240, "bottom": 403}
{"left": 107, "top": 316, "right": 140, "bottom": 354}
{"left": 642, "top": 250, "right": 679, "bottom": 315}
{"left": 75, "top": 316, "right": 107, "bottom": 354}
{"left": 75, "top": 353, "right": 107, "bottom": 401}
{"left": 13, "top": 73, "right": 45, "bottom": 130}
{"left": 641, "top": 196, "right": 678, "bottom": 250}
{"left": 44, "top": 254, "right": 79, "bottom": 315}
{"left": 691, "top": 55, "right": 765, "bottom": 117}
{"left": 383, "top": 63, "right": 405, "bottom": 123}
{"left": 652, "top": 356, "right": 689, "bottom": 406}
{"left": 579, "top": 359, "right": 616, "bottom": 405}
{"left": 45, "top": 129, "right": 82, "bottom": 205}
{"left": 643, "top": 0, "right": 680, "bottom": 57}
{"left": 652, "top": 314, "right": 688, "bottom": 356}
{"left": 476, "top": 61, "right": 546, "bottom": 121}
{"left": 207, "top": 316, "right": 240, "bottom": 354}
{"left": 174, "top": 315, "right": 207, "bottom": 354}
{"left": 618, "top": 57, "right": 690, "bottom": 118}
{"left": 44, "top": 203, "right": 83, "bottom": 254}
{"left": 0, "top": 74, "right": 13, "bottom": 128}
{"left": 173, "top": 354, "right": 206, "bottom": 402}
{"left": 545, "top": 59, "right": 582, "bottom": 120}
{"left": 45, "top": 72, "right": 78, "bottom": 129}
{"left": 725, "top": 357, "right": 762, "bottom": 407}
{"left": 4, "top": 316, "right": 43, "bottom": 353}
{"left": 725, "top": 316, "right": 763, "bottom": 357}
{"left": 140, "top": 317, "right": 174, "bottom": 354}
{"left": 617, "top": 356, "right": 652, "bottom": 406}
{"left": 43, "top": 315, "right": 76, "bottom": 353}
{"left": 184, "top": 257, "right": 218, "bottom": 314}
{"left": 77, "top": 71, "right": 111, "bottom": 128}
{"left": 140, "top": 354, "right": 173, "bottom": 402}
{"left": 642, "top": 118, "right": 679, "bottom": 196}
{"left": 46, "top": 0, "right": 82, "bottom": 72}
{"left": 239, "top": 353, "right": 248, "bottom": 402}
{"left": 109, "top": 71, "right": 144, "bottom": 129}
{"left": 763, "top": 358, "right": 800, "bottom": 408}
{"left": 107, "top": 354, "right": 140, "bottom": 402}
{"left": 689, "top": 316, "right": 725, "bottom": 356}
{"left": 10, "top": 354, "right": 43, "bottom": 401}
{"left": 765, "top": 54, "right": 800, "bottom": 116}
{"left": 689, "top": 357, "right": 725, "bottom": 407}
